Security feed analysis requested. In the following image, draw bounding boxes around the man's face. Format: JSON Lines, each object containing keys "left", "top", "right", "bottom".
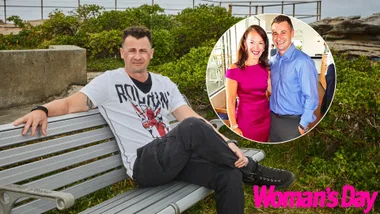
{"left": 245, "top": 30, "right": 265, "bottom": 61}
{"left": 271, "top": 21, "right": 294, "bottom": 55}
{"left": 120, "top": 36, "right": 154, "bottom": 74}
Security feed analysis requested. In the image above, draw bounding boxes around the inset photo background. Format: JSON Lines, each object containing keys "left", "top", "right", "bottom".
{"left": 206, "top": 13, "right": 336, "bottom": 143}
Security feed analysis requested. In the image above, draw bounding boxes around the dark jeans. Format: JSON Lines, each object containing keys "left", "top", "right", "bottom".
{"left": 132, "top": 117, "right": 257, "bottom": 214}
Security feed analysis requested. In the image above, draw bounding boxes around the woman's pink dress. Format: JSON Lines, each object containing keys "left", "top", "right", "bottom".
{"left": 226, "top": 64, "right": 270, "bottom": 142}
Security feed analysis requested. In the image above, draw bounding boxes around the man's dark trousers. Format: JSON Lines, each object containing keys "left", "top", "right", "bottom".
{"left": 269, "top": 111, "right": 301, "bottom": 142}
{"left": 132, "top": 117, "right": 257, "bottom": 214}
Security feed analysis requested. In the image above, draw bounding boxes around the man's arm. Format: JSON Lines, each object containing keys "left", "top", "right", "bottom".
{"left": 172, "top": 105, "right": 248, "bottom": 168}
{"left": 226, "top": 78, "right": 243, "bottom": 136}
{"left": 13, "top": 92, "right": 94, "bottom": 136}
{"left": 298, "top": 59, "right": 319, "bottom": 132}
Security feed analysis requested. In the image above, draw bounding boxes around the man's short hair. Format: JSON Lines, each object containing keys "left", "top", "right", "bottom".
{"left": 271, "top": 15, "right": 293, "bottom": 30}
{"left": 122, "top": 26, "right": 152, "bottom": 46}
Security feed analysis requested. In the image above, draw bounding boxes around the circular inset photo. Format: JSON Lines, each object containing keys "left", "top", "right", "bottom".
{"left": 206, "top": 14, "right": 336, "bottom": 144}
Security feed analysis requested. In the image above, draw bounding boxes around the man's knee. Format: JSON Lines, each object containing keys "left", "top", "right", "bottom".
{"left": 180, "top": 117, "right": 209, "bottom": 129}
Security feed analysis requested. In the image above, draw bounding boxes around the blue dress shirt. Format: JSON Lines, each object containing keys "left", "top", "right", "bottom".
{"left": 270, "top": 44, "right": 319, "bottom": 128}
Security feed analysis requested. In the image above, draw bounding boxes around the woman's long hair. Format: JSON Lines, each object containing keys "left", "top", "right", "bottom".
{"left": 235, "top": 25, "right": 269, "bottom": 70}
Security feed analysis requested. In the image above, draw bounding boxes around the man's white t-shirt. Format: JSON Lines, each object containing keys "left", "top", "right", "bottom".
{"left": 80, "top": 68, "right": 187, "bottom": 177}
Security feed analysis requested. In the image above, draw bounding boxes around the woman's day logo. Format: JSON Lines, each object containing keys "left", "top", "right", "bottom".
{"left": 253, "top": 185, "right": 378, "bottom": 213}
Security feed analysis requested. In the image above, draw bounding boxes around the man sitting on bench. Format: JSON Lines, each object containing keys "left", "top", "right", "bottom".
{"left": 13, "top": 26, "right": 294, "bottom": 214}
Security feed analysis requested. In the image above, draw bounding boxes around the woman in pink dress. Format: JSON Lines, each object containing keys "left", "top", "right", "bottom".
{"left": 225, "top": 25, "right": 270, "bottom": 142}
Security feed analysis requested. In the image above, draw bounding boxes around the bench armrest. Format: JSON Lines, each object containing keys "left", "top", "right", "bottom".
{"left": 0, "top": 184, "right": 75, "bottom": 214}
{"left": 209, "top": 119, "right": 225, "bottom": 131}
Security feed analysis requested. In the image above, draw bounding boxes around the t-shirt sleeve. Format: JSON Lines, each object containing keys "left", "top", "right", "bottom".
{"left": 167, "top": 78, "right": 187, "bottom": 113}
{"left": 80, "top": 72, "right": 109, "bottom": 107}
{"left": 225, "top": 68, "right": 239, "bottom": 81}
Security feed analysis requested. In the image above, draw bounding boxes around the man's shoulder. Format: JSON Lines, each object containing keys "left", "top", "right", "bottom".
{"left": 93, "top": 68, "right": 124, "bottom": 80}
{"left": 293, "top": 49, "right": 313, "bottom": 62}
{"left": 105, "top": 68, "right": 125, "bottom": 76}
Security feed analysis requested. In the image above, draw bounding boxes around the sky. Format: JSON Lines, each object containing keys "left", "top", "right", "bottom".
{"left": 0, "top": 0, "right": 379, "bottom": 23}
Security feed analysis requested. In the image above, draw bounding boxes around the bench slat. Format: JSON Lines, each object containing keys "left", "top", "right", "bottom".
{"left": 24, "top": 155, "right": 122, "bottom": 189}
{"left": 13, "top": 155, "right": 123, "bottom": 204}
{"left": 115, "top": 182, "right": 192, "bottom": 213}
{"left": 0, "top": 113, "right": 107, "bottom": 148}
{"left": 0, "top": 141, "right": 119, "bottom": 185}
{"left": 134, "top": 183, "right": 201, "bottom": 214}
{"left": 0, "top": 127, "right": 114, "bottom": 168}
{"left": 80, "top": 149, "right": 265, "bottom": 214}
{"left": 100, "top": 182, "right": 188, "bottom": 214}
{"left": 80, "top": 181, "right": 185, "bottom": 214}
{"left": 0, "top": 109, "right": 101, "bottom": 132}
{"left": 13, "top": 168, "right": 129, "bottom": 214}
{"left": 244, "top": 149, "right": 265, "bottom": 161}
{"left": 156, "top": 185, "right": 212, "bottom": 214}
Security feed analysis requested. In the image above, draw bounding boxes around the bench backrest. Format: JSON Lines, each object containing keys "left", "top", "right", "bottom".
{"left": 0, "top": 109, "right": 179, "bottom": 214}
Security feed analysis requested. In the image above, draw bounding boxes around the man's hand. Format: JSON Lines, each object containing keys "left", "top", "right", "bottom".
{"left": 298, "top": 126, "right": 305, "bottom": 135}
{"left": 12, "top": 92, "right": 94, "bottom": 137}
{"left": 13, "top": 110, "right": 48, "bottom": 136}
{"left": 228, "top": 142, "right": 248, "bottom": 168}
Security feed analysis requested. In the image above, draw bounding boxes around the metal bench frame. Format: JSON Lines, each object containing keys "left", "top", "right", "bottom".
{"left": 0, "top": 109, "right": 265, "bottom": 214}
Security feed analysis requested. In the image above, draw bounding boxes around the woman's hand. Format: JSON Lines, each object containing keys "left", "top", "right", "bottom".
{"left": 232, "top": 127, "right": 243, "bottom": 136}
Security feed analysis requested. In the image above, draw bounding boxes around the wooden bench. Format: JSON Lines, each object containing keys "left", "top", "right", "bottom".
{"left": 0, "top": 109, "right": 265, "bottom": 214}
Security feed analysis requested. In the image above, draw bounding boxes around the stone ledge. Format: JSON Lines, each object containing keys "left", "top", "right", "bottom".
{"left": 0, "top": 46, "right": 87, "bottom": 109}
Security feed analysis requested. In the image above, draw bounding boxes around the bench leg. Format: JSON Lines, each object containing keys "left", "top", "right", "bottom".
{"left": 0, "top": 190, "right": 20, "bottom": 214}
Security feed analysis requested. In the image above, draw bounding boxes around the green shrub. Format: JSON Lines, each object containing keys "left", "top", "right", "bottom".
{"left": 86, "top": 30, "right": 122, "bottom": 59}
{"left": 69, "top": 4, "right": 104, "bottom": 21}
{"left": 41, "top": 10, "right": 80, "bottom": 38}
{"left": 123, "top": 4, "right": 173, "bottom": 31}
{"left": 7, "top": 15, "right": 25, "bottom": 28}
{"left": 82, "top": 4, "right": 172, "bottom": 33}
{"left": 152, "top": 46, "right": 213, "bottom": 109}
{"left": 87, "top": 58, "right": 124, "bottom": 72}
{"left": 83, "top": 10, "right": 129, "bottom": 33}
{"left": 171, "top": 4, "right": 242, "bottom": 57}
{"left": 150, "top": 29, "right": 176, "bottom": 66}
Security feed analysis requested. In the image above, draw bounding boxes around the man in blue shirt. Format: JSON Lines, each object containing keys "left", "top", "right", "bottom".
{"left": 269, "top": 15, "right": 319, "bottom": 142}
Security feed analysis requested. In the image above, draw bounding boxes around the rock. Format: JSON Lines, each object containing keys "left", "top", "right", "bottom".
{"left": 347, "top": 15, "right": 361, "bottom": 20}
{"left": 310, "top": 13, "right": 380, "bottom": 59}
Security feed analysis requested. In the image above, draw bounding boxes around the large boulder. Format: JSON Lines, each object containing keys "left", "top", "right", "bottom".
{"left": 310, "top": 13, "right": 380, "bottom": 59}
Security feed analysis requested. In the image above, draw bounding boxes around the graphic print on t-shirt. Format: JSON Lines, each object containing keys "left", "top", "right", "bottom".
{"left": 115, "top": 83, "right": 170, "bottom": 138}
{"left": 131, "top": 101, "right": 169, "bottom": 138}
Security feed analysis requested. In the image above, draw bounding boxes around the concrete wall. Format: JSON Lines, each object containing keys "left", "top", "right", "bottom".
{"left": 0, "top": 45, "right": 86, "bottom": 109}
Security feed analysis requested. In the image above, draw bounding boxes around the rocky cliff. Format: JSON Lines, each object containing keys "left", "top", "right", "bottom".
{"left": 310, "top": 13, "right": 380, "bottom": 59}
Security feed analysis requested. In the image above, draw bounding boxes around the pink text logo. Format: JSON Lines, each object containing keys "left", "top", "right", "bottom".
{"left": 253, "top": 185, "right": 378, "bottom": 213}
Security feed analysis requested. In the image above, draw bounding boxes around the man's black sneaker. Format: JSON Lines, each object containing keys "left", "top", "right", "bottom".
{"left": 243, "top": 163, "right": 294, "bottom": 189}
